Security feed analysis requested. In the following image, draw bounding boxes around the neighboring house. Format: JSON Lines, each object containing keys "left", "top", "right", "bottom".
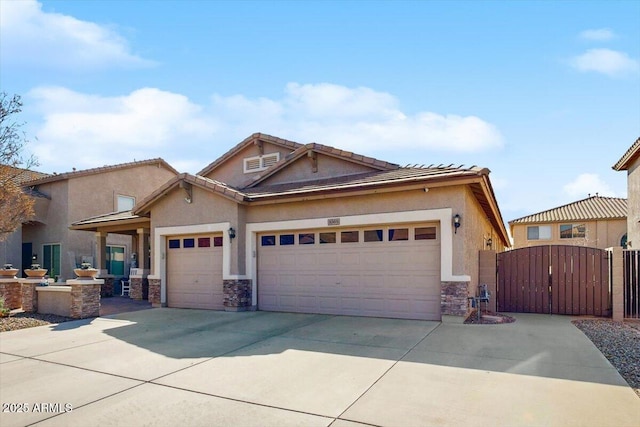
{"left": 613, "top": 137, "right": 640, "bottom": 249}
{"left": 8, "top": 159, "right": 178, "bottom": 281}
{"left": 73, "top": 133, "right": 509, "bottom": 321}
{"left": 509, "top": 195, "right": 627, "bottom": 249}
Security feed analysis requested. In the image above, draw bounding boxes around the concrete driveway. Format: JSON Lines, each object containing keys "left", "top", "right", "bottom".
{"left": 0, "top": 310, "right": 638, "bottom": 427}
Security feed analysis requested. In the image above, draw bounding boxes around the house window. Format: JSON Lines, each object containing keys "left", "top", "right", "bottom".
{"left": 527, "top": 225, "right": 551, "bottom": 240}
{"left": 560, "top": 224, "right": 586, "bottom": 239}
{"left": 415, "top": 227, "right": 437, "bottom": 240}
{"left": 42, "top": 244, "right": 61, "bottom": 278}
{"left": 243, "top": 153, "right": 280, "bottom": 173}
{"left": 106, "top": 246, "right": 125, "bottom": 276}
{"left": 117, "top": 195, "right": 135, "bottom": 212}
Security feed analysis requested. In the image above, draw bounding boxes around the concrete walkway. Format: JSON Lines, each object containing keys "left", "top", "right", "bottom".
{"left": 0, "top": 310, "right": 638, "bottom": 427}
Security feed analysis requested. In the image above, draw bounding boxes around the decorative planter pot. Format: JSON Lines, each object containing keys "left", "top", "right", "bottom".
{"left": 74, "top": 268, "right": 99, "bottom": 279}
{"left": 0, "top": 269, "right": 19, "bottom": 278}
{"left": 25, "top": 269, "right": 48, "bottom": 278}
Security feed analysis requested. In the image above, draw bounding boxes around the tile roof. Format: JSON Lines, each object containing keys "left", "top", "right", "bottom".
{"left": 71, "top": 210, "right": 142, "bottom": 227}
{"left": 509, "top": 195, "right": 627, "bottom": 225}
{"left": 613, "top": 137, "right": 640, "bottom": 171}
{"left": 22, "top": 158, "right": 178, "bottom": 186}
{"left": 1, "top": 165, "right": 50, "bottom": 185}
{"left": 245, "top": 165, "right": 486, "bottom": 199}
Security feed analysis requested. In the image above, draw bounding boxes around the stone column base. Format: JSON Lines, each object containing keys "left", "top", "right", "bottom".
{"left": 149, "top": 278, "right": 161, "bottom": 307}
{"left": 130, "top": 277, "right": 149, "bottom": 301}
{"left": 21, "top": 280, "right": 41, "bottom": 313}
{"left": 223, "top": 280, "right": 252, "bottom": 311}
{"left": 100, "top": 277, "right": 114, "bottom": 298}
{"left": 441, "top": 281, "right": 469, "bottom": 316}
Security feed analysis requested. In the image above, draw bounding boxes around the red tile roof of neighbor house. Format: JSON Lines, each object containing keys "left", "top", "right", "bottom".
{"left": 613, "top": 137, "right": 640, "bottom": 171}
{"left": 509, "top": 195, "right": 627, "bottom": 225}
{"left": 1, "top": 165, "right": 50, "bottom": 184}
{"left": 21, "top": 158, "right": 179, "bottom": 186}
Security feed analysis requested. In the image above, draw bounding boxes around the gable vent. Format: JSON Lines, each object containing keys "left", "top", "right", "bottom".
{"left": 244, "top": 153, "right": 280, "bottom": 173}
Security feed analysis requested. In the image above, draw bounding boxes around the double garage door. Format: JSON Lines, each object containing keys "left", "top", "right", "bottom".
{"left": 258, "top": 223, "right": 441, "bottom": 320}
{"left": 166, "top": 235, "right": 224, "bottom": 310}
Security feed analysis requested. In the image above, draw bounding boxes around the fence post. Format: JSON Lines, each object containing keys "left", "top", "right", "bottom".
{"left": 479, "top": 250, "right": 497, "bottom": 312}
{"left": 610, "top": 247, "right": 624, "bottom": 322}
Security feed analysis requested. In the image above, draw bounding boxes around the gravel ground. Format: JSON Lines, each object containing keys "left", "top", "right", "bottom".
{"left": 572, "top": 319, "right": 640, "bottom": 398}
{"left": 0, "top": 312, "right": 74, "bottom": 332}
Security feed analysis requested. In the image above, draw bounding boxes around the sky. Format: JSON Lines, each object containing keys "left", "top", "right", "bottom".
{"left": 1, "top": 0, "right": 639, "bottom": 225}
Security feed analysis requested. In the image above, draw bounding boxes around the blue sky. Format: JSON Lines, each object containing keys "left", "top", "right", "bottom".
{"left": 1, "top": 0, "right": 639, "bottom": 225}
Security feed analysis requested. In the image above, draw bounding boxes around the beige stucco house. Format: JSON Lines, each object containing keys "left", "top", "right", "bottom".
{"left": 3, "top": 159, "right": 178, "bottom": 282}
{"left": 74, "top": 133, "right": 509, "bottom": 320}
{"left": 613, "top": 137, "right": 640, "bottom": 249}
{"left": 509, "top": 195, "right": 627, "bottom": 249}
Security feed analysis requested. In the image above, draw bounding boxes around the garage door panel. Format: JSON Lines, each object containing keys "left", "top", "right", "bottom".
{"left": 258, "top": 224, "right": 441, "bottom": 320}
{"left": 167, "top": 235, "right": 223, "bottom": 310}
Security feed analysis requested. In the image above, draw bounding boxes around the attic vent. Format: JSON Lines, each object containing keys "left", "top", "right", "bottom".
{"left": 243, "top": 153, "right": 280, "bottom": 173}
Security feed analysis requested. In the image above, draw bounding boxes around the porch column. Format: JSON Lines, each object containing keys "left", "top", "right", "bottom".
{"left": 95, "top": 232, "right": 108, "bottom": 271}
{"left": 136, "top": 228, "right": 150, "bottom": 270}
{"left": 610, "top": 247, "right": 624, "bottom": 322}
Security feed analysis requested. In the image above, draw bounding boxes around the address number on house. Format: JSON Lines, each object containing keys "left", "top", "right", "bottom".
{"left": 327, "top": 218, "right": 341, "bottom": 226}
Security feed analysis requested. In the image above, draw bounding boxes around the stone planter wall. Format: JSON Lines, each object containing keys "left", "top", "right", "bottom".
{"left": 441, "top": 281, "right": 469, "bottom": 316}
{"left": 148, "top": 278, "right": 161, "bottom": 307}
{"left": 0, "top": 279, "right": 22, "bottom": 310}
{"left": 223, "top": 279, "right": 252, "bottom": 311}
{"left": 21, "top": 280, "right": 40, "bottom": 313}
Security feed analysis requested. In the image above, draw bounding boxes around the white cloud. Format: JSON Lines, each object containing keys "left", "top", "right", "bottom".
{"left": 563, "top": 173, "right": 617, "bottom": 198}
{"left": 570, "top": 48, "right": 639, "bottom": 77}
{"left": 579, "top": 28, "right": 616, "bottom": 41}
{"left": 26, "top": 83, "right": 503, "bottom": 173}
{"left": 0, "top": 0, "right": 153, "bottom": 70}
{"left": 28, "top": 87, "right": 216, "bottom": 171}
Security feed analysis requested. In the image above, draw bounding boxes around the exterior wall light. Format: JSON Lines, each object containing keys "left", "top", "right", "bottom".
{"left": 228, "top": 227, "right": 236, "bottom": 240}
{"left": 486, "top": 237, "right": 493, "bottom": 248}
{"left": 32, "top": 254, "right": 37, "bottom": 261}
{"left": 453, "top": 214, "right": 461, "bottom": 234}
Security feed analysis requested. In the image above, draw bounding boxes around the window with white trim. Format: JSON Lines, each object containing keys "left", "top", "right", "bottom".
{"left": 527, "top": 225, "right": 551, "bottom": 240}
{"left": 560, "top": 224, "right": 585, "bottom": 239}
{"left": 243, "top": 153, "right": 280, "bottom": 173}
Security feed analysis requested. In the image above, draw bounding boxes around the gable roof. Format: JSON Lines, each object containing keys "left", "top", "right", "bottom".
{"left": 509, "top": 195, "right": 627, "bottom": 225}
{"left": 22, "top": 158, "right": 179, "bottom": 186}
{"left": 0, "top": 166, "right": 51, "bottom": 185}
{"left": 613, "top": 137, "right": 640, "bottom": 171}
{"left": 197, "top": 133, "right": 303, "bottom": 177}
{"left": 245, "top": 142, "right": 399, "bottom": 188}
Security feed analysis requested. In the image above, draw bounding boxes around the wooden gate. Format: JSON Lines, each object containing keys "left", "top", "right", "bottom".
{"left": 623, "top": 250, "right": 640, "bottom": 318}
{"left": 497, "top": 245, "right": 610, "bottom": 316}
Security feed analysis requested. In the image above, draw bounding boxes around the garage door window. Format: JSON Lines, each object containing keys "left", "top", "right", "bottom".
{"left": 389, "top": 228, "right": 409, "bottom": 241}
{"left": 198, "top": 237, "right": 210, "bottom": 248}
{"left": 320, "top": 232, "right": 336, "bottom": 244}
{"left": 341, "top": 231, "right": 359, "bottom": 243}
{"left": 364, "top": 230, "right": 383, "bottom": 242}
{"left": 213, "top": 237, "right": 223, "bottom": 247}
{"left": 183, "top": 238, "right": 195, "bottom": 248}
{"left": 261, "top": 235, "right": 276, "bottom": 246}
{"left": 169, "top": 239, "right": 180, "bottom": 249}
{"left": 299, "top": 233, "right": 315, "bottom": 244}
{"left": 415, "top": 227, "right": 437, "bottom": 240}
{"left": 280, "top": 234, "right": 295, "bottom": 245}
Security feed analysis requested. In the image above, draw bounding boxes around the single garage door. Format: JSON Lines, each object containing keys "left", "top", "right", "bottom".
{"left": 166, "top": 234, "right": 224, "bottom": 310}
{"left": 258, "top": 224, "right": 441, "bottom": 320}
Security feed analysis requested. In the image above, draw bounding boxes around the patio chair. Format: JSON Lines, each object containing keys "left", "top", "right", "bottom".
{"left": 121, "top": 278, "right": 130, "bottom": 296}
